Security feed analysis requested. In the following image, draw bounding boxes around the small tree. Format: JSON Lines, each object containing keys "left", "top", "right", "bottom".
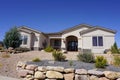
{"left": 111, "top": 42, "right": 119, "bottom": 54}
{"left": 3, "top": 27, "right": 22, "bottom": 49}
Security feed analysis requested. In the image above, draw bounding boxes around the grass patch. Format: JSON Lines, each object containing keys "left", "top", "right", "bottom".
{"left": 69, "top": 60, "right": 73, "bottom": 66}
{"left": 32, "top": 58, "right": 41, "bottom": 62}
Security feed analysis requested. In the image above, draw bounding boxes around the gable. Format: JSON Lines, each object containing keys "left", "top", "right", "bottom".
{"left": 61, "top": 24, "right": 93, "bottom": 34}
{"left": 80, "top": 27, "right": 116, "bottom": 36}
{"left": 81, "top": 29, "right": 115, "bottom": 36}
{"left": 18, "top": 26, "right": 42, "bottom": 34}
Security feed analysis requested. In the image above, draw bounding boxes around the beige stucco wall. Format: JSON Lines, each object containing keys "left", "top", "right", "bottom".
{"left": 20, "top": 32, "right": 31, "bottom": 48}
{"left": 19, "top": 29, "right": 47, "bottom": 50}
{"left": 82, "top": 29, "right": 115, "bottom": 53}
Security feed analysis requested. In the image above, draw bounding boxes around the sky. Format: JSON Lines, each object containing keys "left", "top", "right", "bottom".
{"left": 0, "top": 0, "right": 120, "bottom": 47}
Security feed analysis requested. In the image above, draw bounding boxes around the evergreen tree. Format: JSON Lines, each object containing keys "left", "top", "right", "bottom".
{"left": 3, "top": 27, "right": 22, "bottom": 48}
{"left": 111, "top": 42, "right": 119, "bottom": 54}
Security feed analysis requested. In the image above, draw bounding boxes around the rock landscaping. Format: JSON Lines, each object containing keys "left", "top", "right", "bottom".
{"left": 17, "top": 61, "right": 120, "bottom": 80}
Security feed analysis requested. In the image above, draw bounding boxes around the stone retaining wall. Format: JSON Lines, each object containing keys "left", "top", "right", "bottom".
{"left": 17, "top": 61, "right": 120, "bottom": 80}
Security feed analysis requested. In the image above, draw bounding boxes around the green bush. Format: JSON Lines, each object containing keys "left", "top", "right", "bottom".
{"left": 95, "top": 56, "right": 107, "bottom": 68}
{"left": 113, "top": 55, "right": 120, "bottom": 67}
{"left": 77, "top": 53, "right": 95, "bottom": 63}
{"left": 44, "top": 46, "right": 54, "bottom": 52}
{"left": 15, "top": 47, "right": 30, "bottom": 53}
{"left": 111, "top": 42, "right": 119, "bottom": 54}
{"left": 32, "top": 58, "right": 41, "bottom": 62}
{"left": 52, "top": 50, "right": 66, "bottom": 61}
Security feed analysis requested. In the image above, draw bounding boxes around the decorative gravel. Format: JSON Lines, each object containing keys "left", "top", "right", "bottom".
{"left": 27, "top": 60, "right": 120, "bottom": 72}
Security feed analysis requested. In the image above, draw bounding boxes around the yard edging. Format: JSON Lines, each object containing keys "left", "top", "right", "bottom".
{"left": 17, "top": 61, "right": 120, "bottom": 80}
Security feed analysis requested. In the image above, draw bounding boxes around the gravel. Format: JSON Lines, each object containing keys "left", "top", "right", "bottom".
{"left": 27, "top": 60, "right": 120, "bottom": 72}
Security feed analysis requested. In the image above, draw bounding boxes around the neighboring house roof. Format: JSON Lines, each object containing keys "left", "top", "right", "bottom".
{"left": 18, "top": 26, "right": 42, "bottom": 34}
{"left": 80, "top": 26, "right": 116, "bottom": 35}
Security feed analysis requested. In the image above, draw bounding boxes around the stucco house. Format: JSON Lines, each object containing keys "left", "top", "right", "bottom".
{"left": 18, "top": 24, "right": 116, "bottom": 53}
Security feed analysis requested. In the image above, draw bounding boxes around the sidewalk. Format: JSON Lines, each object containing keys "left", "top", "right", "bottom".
{"left": 0, "top": 75, "right": 21, "bottom": 80}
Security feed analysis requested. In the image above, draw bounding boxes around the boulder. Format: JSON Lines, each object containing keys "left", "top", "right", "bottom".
{"left": 75, "top": 74, "right": 89, "bottom": 80}
{"left": 46, "top": 66, "right": 64, "bottom": 72}
{"left": 117, "top": 78, "right": 120, "bottom": 80}
{"left": 98, "top": 77, "right": 109, "bottom": 80}
{"left": 88, "top": 70, "right": 104, "bottom": 76}
{"left": 90, "top": 75, "right": 99, "bottom": 80}
{"left": 46, "top": 71, "right": 63, "bottom": 79}
{"left": 26, "top": 64, "right": 38, "bottom": 71}
{"left": 34, "top": 71, "right": 45, "bottom": 79}
{"left": 45, "top": 79, "right": 57, "bottom": 80}
{"left": 26, "top": 75, "right": 32, "bottom": 78}
{"left": 17, "top": 61, "right": 26, "bottom": 68}
{"left": 38, "top": 66, "right": 46, "bottom": 72}
{"left": 64, "top": 68, "right": 74, "bottom": 73}
{"left": 75, "top": 69, "right": 87, "bottom": 75}
{"left": 27, "top": 70, "right": 34, "bottom": 75}
{"left": 64, "top": 73, "right": 74, "bottom": 80}
{"left": 18, "top": 70, "right": 28, "bottom": 78}
{"left": 104, "top": 71, "right": 120, "bottom": 80}
{"left": 8, "top": 47, "right": 14, "bottom": 50}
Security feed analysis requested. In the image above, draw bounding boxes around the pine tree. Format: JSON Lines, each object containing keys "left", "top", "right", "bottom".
{"left": 111, "top": 42, "right": 119, "bottom": 54}
{"left": 3, "top": 27, "right": 22, "bottom": 48}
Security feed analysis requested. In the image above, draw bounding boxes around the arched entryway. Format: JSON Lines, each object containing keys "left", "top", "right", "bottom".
{"left": 66, "top": 36, "right": 78, "bottom": 51}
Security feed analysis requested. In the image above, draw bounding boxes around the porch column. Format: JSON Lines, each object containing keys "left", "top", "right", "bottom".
{"left": 61, "top": 38, "right": 66, "bottom": 52}
{"left": 78, "top": 37, "right": 82, "bottom": 52}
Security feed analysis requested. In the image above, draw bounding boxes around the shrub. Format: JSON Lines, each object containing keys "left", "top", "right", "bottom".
{"left": 95, "top": 56, "right": 107, "bottom": 68}
{"left": 15, "top": 47, "right": 30, "bottom": 53}
{"left": 0, "top": 47, "right": 4, "bottom": 52}
{"left": 52, "top": 50, "right": 66, "bottom": 61}
{"left": 32, "top": 58, "right": 41, "bottom": 62}
{"left": 111, "top": 42, "right": 119, "bottom": 54}
{"left": 69, "top": 60, "right": 73, "bottom": 66}
{"left": 44, "top": 45, "right": 54, "bottom": 52}
{"left": 113, "top": 55, "right": 120, "bottom": 67}
{"left": 77, "top": 53, "right": 95, "bottom": 63}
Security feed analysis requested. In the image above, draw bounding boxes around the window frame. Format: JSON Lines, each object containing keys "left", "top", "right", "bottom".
{"left": 92, "top": 36, "right": 103, "bottom": 47}
{"left": 21, "top": 35, "right": 28, "bottom": 45}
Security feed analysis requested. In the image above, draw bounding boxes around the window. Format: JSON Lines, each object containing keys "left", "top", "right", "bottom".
{"left": 93, "top": 36, "right": 97, "bottom": 46}
{"left": 54, "top": 40, "right": 61, "bottom": 46}
{"left": 92, "top": 36, "right": 103, "bottom": 46}
{"left": 21, "top": 35, "right": 28, "bottom": 45}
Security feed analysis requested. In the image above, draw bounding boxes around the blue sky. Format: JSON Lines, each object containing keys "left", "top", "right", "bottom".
{"left": 0, "top": 0, "right": 120, "bottom": 47}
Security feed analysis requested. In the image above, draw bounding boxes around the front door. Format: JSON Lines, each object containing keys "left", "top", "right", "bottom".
{"left": 67, "top": 41, "right": 78, "bottom": 51}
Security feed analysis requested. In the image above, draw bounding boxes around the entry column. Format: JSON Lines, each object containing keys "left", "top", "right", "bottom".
{"left": 61, "top": 38, "right": 66, "bottom": 52}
